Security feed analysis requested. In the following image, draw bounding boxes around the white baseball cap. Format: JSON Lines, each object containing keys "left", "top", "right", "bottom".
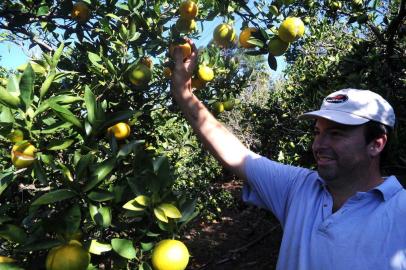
{"left": 299, "top": 88, "right": 396, "bottom": 128}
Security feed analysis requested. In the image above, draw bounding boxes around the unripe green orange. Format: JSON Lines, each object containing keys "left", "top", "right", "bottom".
{"left": 8, "top": 129, "right": 24, "bottom": 143}
{"left": 175, "top": 18, "right": 197, "bottom": 33}
{"left": 213, "top": 101, "right": 224, "bottom": 114}
{"left": 46, "top": 240, "right": 90, "bottom": 270}
{"left": 268, "top": 36, "right": 290, "bottom": 56}
{"left": 213, "top": 23, "right": 236, "bottom": 48}
{"left": 128, "top": 64, "right": 152, "bottom": 86}
{"left": 151, "top": 239, "right": 189, "bottom": 270}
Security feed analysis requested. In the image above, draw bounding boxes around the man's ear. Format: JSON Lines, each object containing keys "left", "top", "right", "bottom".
{"left": 367, "top": 134, "right": 387, "bottom": 157}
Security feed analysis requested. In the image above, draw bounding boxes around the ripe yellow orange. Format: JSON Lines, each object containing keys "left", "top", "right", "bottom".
{"left": 151, "top": 239, "right": 189, "bottom": 270}
{"left": 191, "top": 77, "right": 206, "bottom": 90}
{"left": 278, "top": 17, "right": 305, "bottom": 43}
{"left": 71, "top": 2, "right": 91, "bottom": 24}
{"left": 239, "top": 27, "right": 258, "bottom": 48}
{"left": 163, "top": 67, "right": 172, "bottom": 79}
{"left": 213, "top": 23, "right": 236, "bottom": 48}
{"left": 46, "top": 240, "right": 90, "bottom": 270}
{"left": 197, "top": 66, "right": 214, "bottom": 82}
{"left": 268, "top": 36, "right": 290, "bottom": 56}
{"left": 179, "top": 1, "right": 198, "bottom": 20}
{"left": 11, "top": 141, "right": 36, "bottom": 169}
{"left": 169, "top": 42, "right": 192, "bottom": 60}
{"left": 175, "top": 18, "right": 197, "bottom": 33}
{"left": 107, "top": 122, "right": 131, "bottom": 140}
{"left": 128, "top": 64, "right": 152, "bottom": 86}
{"left": 8, "top": 129, "right": 24, "bottom": 143}
{"left": 213, "top": 101, "right": 224, "bottom": 114}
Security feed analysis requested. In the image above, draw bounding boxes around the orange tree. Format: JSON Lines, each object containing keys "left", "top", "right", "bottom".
{"left": 0, "top": 0, "right": 263, "bottom": 269}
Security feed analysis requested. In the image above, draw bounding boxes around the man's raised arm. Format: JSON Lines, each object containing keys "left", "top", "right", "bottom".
{"left": 170, "top": 40, "right": 251, "bottom": 179}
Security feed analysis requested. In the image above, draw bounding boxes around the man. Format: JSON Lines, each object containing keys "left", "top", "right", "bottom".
{"left": 171, "top": 40, "right": 406, "bottom": 270}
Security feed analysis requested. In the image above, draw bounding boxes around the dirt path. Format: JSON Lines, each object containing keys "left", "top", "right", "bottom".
{"left": 184, "top": 180, "right": 282, "bottom": 270}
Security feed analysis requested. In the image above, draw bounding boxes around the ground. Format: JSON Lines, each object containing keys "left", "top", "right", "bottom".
{"left": 184, "top": 180, "right": 282, "bottom": 270}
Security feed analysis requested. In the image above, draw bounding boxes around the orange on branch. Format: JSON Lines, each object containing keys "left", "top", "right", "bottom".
{"left": 268, "top": 36, "right": 289, "bottom": 56}
{"left": 128, "top": 64, "right": 152, "bottom": 86}
{"left": 213, "top": 23, "right": 236, "bottom": 48}
{"left": 11, "top": 141, "right": 36, "bottom": 169}
{"left": 239, "top": 27, "right": 258, "bottom": 48}
{"left": 179, "top": 1, "right": 198, "bottom": 20}
{"left": 151, "top": 239, "right": 190, "bottom": 270}
{"left": 169, "top": 42, "right": 192, "bottom": 60}
{"left": 197, "top": 66, "right": 214, "bottom": 82}
{"left": 46, "top": 240, "right": 90, "bottom": 270}
{"left": 175, "top": 18, "right": 197, "bottom": 33}
{"left": 107, "top": 122, "right": 131, "bottom": 140}
{"left": 278, "top": 17, "right": 305, "bottom": 43}
{"left": 71, "top": 2, "right": 91, "bottom": 24}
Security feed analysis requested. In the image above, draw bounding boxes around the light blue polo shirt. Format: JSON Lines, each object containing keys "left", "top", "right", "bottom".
{"left": 243, "top": 152, "right": 406, "bottom": 270}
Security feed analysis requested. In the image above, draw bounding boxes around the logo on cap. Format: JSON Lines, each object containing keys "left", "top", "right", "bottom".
{"left": 325, "top": 94, "right": 348, "bottom": 104}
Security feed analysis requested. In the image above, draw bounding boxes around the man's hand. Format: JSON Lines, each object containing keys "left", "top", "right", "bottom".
{"left": 171, "top": 39, "right": 198, "bottom": 96}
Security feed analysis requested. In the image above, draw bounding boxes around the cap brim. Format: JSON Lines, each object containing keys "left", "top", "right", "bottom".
{"left": 299, "top": 110, "right": 370, "bottom": 126}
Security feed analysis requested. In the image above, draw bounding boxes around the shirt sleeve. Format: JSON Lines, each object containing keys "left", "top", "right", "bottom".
{"left": 242, "top": 151, "right": 313, "bottom": 225}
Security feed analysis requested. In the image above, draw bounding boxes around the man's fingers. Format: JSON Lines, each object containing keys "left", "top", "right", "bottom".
{"left": 173, "top": 47, "right": 184, "bottom": 64}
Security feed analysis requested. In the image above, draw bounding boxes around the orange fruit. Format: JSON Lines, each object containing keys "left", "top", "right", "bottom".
{"left": 278, "top": 17, "right": 305, "bottom": 43}
{"left": 268, "top": 36, "right": 289, "bottom": 56}
{"left": 46, "top": 240, "right": 90, "bottom": 270}
{"left": 151, "top": 239, "right": 189, "bottom": 270}
{"left": 197, "top": 66, "right": 214, "bottom": 82}
{"left": 213, "top": 23, "right": 236, "bottom": 48}
{"left": 169, "top": 42, "right": 192, "bottom": 60}
{"left": 239, "top": 27, "right": 258, "bottom": 48}
{"left": 8, "top": 129, "right": 24, "bottom": 143}
{"left": 107, "top": 122, "right": 131, "bottom": 140}
{"left": 11, "top": 141, "right": 36, "bottom": 169}
{"left": 175, "top": 18, "right": 197, "bottom": 33}
{"left": 128, "top": 64, "right": 152, "bottom": 86}
{"left": 163, "top": 67, "right": 172, "bottom": 79}
{"left": 213, "top": 101, "right": 224, "bottom": 114}
{"left": 179, "top": 1, "right": 198, "bottom": 20}
{"left": 71, "top": 2, "right": 91, "bottom": 24}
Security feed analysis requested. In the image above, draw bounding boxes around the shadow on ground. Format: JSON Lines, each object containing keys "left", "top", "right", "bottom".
{"left": 184, "top": 180, "right": 282, "bottom": 270}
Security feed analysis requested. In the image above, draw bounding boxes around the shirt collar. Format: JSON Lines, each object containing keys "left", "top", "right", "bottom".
{"left": 372, "top": 176, "right": 404, "bottom": 201}
{"left": 315, "top": 175, "right": 403, "bottom": 201}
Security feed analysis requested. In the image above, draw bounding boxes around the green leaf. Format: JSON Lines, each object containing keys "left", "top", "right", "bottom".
{"left": 63, "top": 205, "right": 81, "bottom": 234}
{"left": 122, "top": 195, "right": 150, "bottom": 211}
{"left": 0, "top": 172, "right": 15, "bottom": 196}
{"left": 0, "top": 224, "right": 27, "bottom": 243}
{"left": 157, "top": 203, "right": 182, "bottom": 219}
{"left": 17, "top": 239, "right": 61, "bottom": 252}
{"left": 94, "top": 206, "right": 111, "bottom": 228}
{"left": 88, "top": 52, "right": 103, "bottom": 69}
{"left": 19, "top": 63, "right": 35, "bottom": 110}
{"left": 87, "top": 190, "right": 115, "bottom": 202}
{"left": 17, "top": 61, "right": 47, "bottom": 75}
{"left": 140, "top": 242, "right": 154, "bottom": 251}
{"left": 117, "top": 140, "right": 144, "bottom": 159}
{"left": 75, "top": 153, "right": 94, "bottom": 181}
{"left": 49, "top": 102, "right": 83, "bottom": 129}
{"left": 83, "top": 158, "right": 116, "bottom": 192}
{"left": 111, "top": 238, "right": 137, "bottom": 259}
{"left": 0, "top": 263, "right": 25, "bottom": 270}
{"left": 154, "top": 207, "right": 168, "bottom": 223}
{"left": 32, "top": 160, "right": 47, "bottom": 185}
{"left": 139, "top": 262, "right": 153, "bottom": 270}
{"left": 31, "top": 189, "right": 78, "bottom": 205}
{"left": 47, "top": 139, "right": 75, "bottom": 151}
{"left": 84, "top": 86, "right": 105, "bottom": 129}
{"left": 88, "top": 240, "right": 112, "bottom": 255}
{"left": 52, "top": 42, "right": 64, "bottom": 69}
{"left": 40, "top": 72, "right": 56, "bottom": 99}
{"left": 0, "top": 86, "right": 20, "bottom": 109}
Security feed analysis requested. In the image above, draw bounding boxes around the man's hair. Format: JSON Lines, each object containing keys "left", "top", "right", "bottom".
{"left": 364, "top": 121, "right": 393, "bottom": 168}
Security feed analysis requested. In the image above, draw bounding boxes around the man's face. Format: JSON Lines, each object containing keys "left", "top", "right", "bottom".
{"left": 312, "top": 118, "right": 371, "bottom": 183}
